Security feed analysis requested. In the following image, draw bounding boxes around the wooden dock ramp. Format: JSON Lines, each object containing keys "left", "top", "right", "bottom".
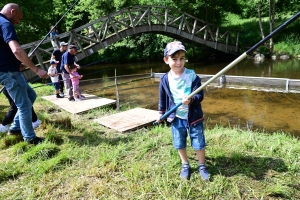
{"left": 94, "top": 108, "right": 158, "bottom": 133}
{"left": 42, "top": 94, "right": 116, "bottom": 114}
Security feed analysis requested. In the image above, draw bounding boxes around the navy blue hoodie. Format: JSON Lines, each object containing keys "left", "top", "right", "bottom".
{"left": 158, "top": 70, "right": 204, "bottom": 127}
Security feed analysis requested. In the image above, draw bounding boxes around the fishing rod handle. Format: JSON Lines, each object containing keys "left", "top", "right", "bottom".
{"left": 153, "top": 103, "right": 182, "bottom": 125}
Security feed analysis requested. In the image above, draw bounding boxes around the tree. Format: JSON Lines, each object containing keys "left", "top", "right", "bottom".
{"left": 255, "top": 0, "right": 276, "bottom": 56}
{"left": 269, "top": 0, "right": 276, "bottom": 56}
{"left": 1, "top": 0, "right": 55, "bottom": 44}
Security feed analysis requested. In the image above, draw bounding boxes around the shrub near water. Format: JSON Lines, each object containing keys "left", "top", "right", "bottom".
{"left": 0, "top": 86, "right": 299, "bottom": 199}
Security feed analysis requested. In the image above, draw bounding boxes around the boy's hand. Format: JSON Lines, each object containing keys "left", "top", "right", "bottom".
{"left": 156, "top": 114, "right": 163, "bottom": 123}
{"left": 182, "top": 96, "right": 191, "bottom": 105}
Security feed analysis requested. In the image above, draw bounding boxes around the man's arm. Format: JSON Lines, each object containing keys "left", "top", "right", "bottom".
{"left": 64, "top": 64, "right": 71, "bottom": 74}
{"left": 51, "top": 50, "right": 57, "bottom": 60}
{"left": 8, "top": 40, "right": 48, "bottom": 78}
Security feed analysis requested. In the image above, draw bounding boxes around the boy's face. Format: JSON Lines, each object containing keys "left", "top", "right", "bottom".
{"left": 163, "top": 50, "right": 186, "bottom": 73}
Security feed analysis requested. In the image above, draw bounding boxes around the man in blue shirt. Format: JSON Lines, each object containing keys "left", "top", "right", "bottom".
{"left": 0, "top": 3, "right": 48, "bottom": 144}
{"left": 60, "top": 45, "right": 80, "bottom": 101}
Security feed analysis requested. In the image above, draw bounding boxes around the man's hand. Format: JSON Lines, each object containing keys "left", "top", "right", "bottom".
{"left": 36, "top": 69, "right": 48, "bottom": 78}
{"left": 19, "top": 63, "right": 26, "bottom": 71}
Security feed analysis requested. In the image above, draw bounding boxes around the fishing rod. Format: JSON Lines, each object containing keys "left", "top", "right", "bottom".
{"left": 28, "top": 0, "right": 80, "bottom": 57}
{"left": 0, "top": 0, "right": 80, "bottom": 94}
{"left": 154, "top": 10, "right": 300, "bottom": 125}
{"left": 80, "top": 67, "right": 115, "bottom": 77}
{"left": 0, "top": 86, "right": 4, "bottom": 93}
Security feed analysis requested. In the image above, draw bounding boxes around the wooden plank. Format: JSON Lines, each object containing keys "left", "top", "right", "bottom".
{"left": 42, "top": 94, "right": 116, "bottom": 114}
{"left": 94, "top": 108, "right": 158, "bottom": 133}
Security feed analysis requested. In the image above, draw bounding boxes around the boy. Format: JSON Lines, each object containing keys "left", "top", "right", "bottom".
{"left": 157, "top": 41, "right": 209, "bottom": 180}
{"left": 48, "top": 60, "right": 63, "bottom": 98}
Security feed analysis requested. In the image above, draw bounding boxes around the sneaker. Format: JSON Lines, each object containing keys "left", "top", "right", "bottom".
{"left": 180, "top": 164, "right": 191, "bottom": 180}
{"left": 7, "top": 129, "right": 22, "bottom": 136}
{"left": 32, "top": 119, "right": 41, "bottom": 129}
{"left": 0, "top": 124, "right": 10, "bottom": 133}
{"left": 68, "top": 96, "right": 75, "bottom": 101}
{"left": 80, "top": 95, "right": 86, "bottom": 99}
{"left": 60, "top": 92, "right": 64, "bottom": 97}
{"left": 75, "top": 98, "right": 82, "bottom": 101}
{"left": 56, "top": 94, "right": 63, "bottom": 98}
{"left": 28, "top": 137, "right": 45, "bottom": 145}
{"left": 198, "top": 165, "right": 210, "bottom": 181}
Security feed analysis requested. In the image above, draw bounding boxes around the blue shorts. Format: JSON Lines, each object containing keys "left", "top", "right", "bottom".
{"left": 53, "top": 82, "right": 60, "bottom": 90}
{"left": 171, "top": 117, "right": 206, "bottom": 150}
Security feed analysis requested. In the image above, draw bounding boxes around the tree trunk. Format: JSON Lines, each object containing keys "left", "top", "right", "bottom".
{"left": 269, "top": 0, "right": 275, "bottom": 56}
{"left": 257, "top": 1, "right": 265, "bottom": 39}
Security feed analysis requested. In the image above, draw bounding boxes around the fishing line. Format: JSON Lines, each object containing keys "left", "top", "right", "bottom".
{"left": 32, "top": 68, "right": 116, "bottom": 89}
{"left": 80, "top": 54, "right": 125, "bottom": 68}
{"left": 0, "top": 0, "right": 80, "bottom": 94}
{"left": 83, "top": 76, "right": 152, "bottom": 93}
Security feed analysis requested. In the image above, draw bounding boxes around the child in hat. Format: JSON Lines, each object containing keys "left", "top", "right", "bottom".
{"left": 157, "top": 41, "right": 209, "bottom": 180}
{"left": 48, "top": 60, "right": 63, "bottom": 98}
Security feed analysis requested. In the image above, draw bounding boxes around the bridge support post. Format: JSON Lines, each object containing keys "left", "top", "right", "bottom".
{"left": 164, "top": 8, "right": 168, "bottom": 32}
{"left": 220, "top": 74, "right": 227, "bottom": 87}
{"left": 35, "top": 50, "right": 46, "bottom": 71}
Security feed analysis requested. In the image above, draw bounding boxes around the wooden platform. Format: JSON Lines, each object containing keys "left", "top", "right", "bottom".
{"left": 94, "top": 108, "right": 158, "bottom": 133}
{"left": 42, "top": 94, "right": 116, "bottom": 114}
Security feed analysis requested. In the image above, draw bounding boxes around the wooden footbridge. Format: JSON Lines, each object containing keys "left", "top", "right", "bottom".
{"left": 22, "top": 5, "right": 240, "bottom": 82}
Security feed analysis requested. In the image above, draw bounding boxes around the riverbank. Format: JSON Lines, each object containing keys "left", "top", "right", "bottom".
{"left": 224, "top": 13, "right": 300, "bottom": 57}
{"left": 0, "top": 85, "right": 299, "bottom": 199}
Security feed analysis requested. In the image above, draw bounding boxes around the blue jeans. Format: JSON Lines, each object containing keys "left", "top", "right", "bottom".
{"left": 171, "top": 117, "right": 206, "bottom": 150}
{"left": 0, "top": 71, "right": 37, "bottom": 141}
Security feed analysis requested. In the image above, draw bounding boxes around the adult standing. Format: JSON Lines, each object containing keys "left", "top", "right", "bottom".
{"left": 51, "top": 41, "right": 68, "bottom": 97}
{"left": 0, "top": 87, "right": 41, "bottom": 133}
{"left": 60, "top": 45, "right": 80, "bottom": 101}
{"left": 0, "top": 3, "right": 48, "bottom": 144}
{"left": 50, "top": 25, "right": 59, "bottom": 49}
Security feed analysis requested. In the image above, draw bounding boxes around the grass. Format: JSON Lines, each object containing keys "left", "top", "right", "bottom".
{"left": 0, "top": 85, "right": 299, "bottom": 199}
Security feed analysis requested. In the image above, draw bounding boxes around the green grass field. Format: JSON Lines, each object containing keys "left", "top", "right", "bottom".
{"left": 0, "top": 85, "right": 299, "bottom": 199}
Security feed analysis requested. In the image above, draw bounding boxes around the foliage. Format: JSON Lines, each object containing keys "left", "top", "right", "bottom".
{"left": 2, "top": 0, "right": 300, "bottom": 60}
{"left": 0, "top": 0, "right": 54, "bottom": 43}
{"left": 276, "top": 0, "right": 300, "bottom": 16}
{"left": 274, "top": 34, "right": 300, "bottom": 55}
{"left": 172, "top": 0, "right": 242, "bottom": 25}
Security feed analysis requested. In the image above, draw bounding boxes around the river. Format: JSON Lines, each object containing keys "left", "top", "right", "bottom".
{"left": 78, "top": 58, "right": 300, "bottom": 137}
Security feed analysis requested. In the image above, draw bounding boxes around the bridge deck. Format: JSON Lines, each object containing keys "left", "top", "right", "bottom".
{"left": 94, "top": 108, "right": 158, "bottom": 133}
{"left": 42, "top": 94, "right": 116, "bottom": 114}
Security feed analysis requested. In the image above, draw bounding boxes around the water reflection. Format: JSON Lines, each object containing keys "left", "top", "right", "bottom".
{"left": 78, "top": 59, "right": 300, "bottom": 137}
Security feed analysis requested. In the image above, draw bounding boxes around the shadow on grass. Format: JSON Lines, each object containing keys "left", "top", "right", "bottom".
{"left": 208, "top": 154, "right": 288, "bottom": 180}
{"left": 0, "top": 167, "right": 23, "bottom": 183}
